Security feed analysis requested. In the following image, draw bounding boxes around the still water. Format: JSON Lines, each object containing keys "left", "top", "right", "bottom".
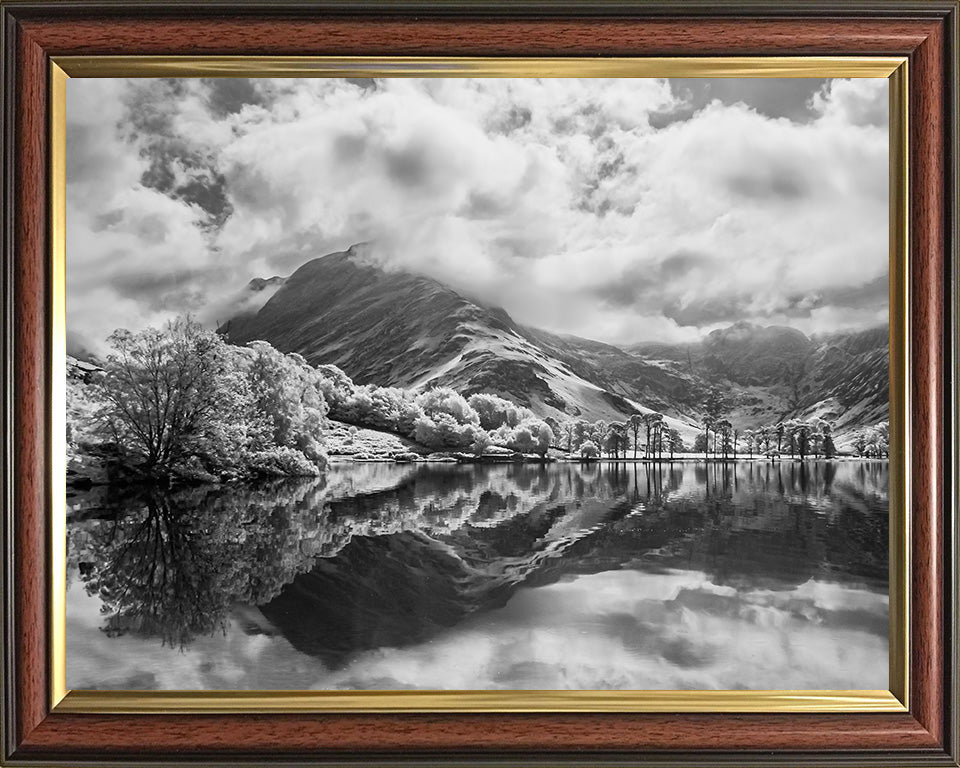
{"left": 66, "top": 460, "right": 889, "bottom": 691}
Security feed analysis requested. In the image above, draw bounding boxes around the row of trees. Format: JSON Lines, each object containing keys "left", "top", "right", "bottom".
{"left": 550, "top": 414, "right": 685, "bottom": 461}
{"left": 70, "top": 316, "right": 892, "bottom": 481}
{"left": 693, "top": 419, "right": 838, "bottom": 460}
{"left": 322, "top": 372, "right": 688, "bottom": 460}
{"left": 696, "top": 385, "right": 846, "bottom": 461}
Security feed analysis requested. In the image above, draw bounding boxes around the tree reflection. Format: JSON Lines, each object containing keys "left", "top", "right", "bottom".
{"left": 75, "top": 481, "right": 323, "bottom": 647}
{"left": 69, "top": 459, "right": 890, "bottom": 657}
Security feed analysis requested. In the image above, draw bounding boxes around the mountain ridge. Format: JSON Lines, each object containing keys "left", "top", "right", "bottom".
{"left": 221, "top": 247, "right": 889, "bottom": 443}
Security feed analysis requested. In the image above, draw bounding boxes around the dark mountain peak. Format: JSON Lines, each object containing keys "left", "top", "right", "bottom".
{"left": 222, "top": 247, "right": 497, "bottom": 387}
{"left": 706, "top": 321, "right": 810, "bottom": 347}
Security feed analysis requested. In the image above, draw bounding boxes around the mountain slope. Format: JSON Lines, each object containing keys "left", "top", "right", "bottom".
{"left": 222, "top": 247, "right": 888, "bottom": 439}
{"left": 631, "top": 322, "right": 888, "bottom": 435}
{"left": 222, "top": 247, "right": 700, "bottom": 433}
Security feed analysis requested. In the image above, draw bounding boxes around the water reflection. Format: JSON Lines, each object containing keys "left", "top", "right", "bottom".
{"left": 67, "top": 460, "right": 889, "bottom": 690}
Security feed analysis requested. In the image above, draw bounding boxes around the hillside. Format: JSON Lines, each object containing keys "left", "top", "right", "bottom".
{"left": 221, "top": 246, "right": 699, "bottom": 437}
{"left": 221, "top": 247, "right": 889, "bottom": 441}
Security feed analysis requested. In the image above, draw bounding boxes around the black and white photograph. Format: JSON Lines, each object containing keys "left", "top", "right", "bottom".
{"left": 64, "top": 75, "right": 891, "bottom": 692}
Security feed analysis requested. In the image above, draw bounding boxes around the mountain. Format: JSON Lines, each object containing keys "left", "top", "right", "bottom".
{"left": 221, "top": 246, "right": 888, "bottom": 440}
{"left": 631, "top": 322, "right": 888, "bottom": 440}
{"left": 221, "top": 246, "right": 699, "bottom": 436}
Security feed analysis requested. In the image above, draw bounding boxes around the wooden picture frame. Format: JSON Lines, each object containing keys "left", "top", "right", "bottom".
{"left": 1, "top": 1, "right": 957, "bottom": 765}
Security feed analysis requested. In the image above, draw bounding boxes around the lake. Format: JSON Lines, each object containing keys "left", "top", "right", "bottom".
{"left": 66, "top": 460, "right": 890, "bottom": 691}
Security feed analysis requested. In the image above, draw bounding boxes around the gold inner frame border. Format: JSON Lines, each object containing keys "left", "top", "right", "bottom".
{"left": 48, "top": 55, "right": 909, "bottom": 714}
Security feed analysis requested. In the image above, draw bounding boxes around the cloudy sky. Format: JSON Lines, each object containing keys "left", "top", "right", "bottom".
{"left": 66, "top": 76, "right": 888, "bottom": 356}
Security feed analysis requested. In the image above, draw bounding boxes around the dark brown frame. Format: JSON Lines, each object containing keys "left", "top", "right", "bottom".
{"left": 1, "top": 2, "right": 957, "bottom": 765}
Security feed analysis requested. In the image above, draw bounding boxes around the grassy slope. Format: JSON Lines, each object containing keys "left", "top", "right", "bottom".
{"left": 325, "top": 420, "right": 429, "bottom": 459}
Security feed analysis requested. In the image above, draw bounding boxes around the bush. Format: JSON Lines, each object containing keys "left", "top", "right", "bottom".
{"left": 249, "top": 446, "right": 321, "bottom": 477}
{"left": 415, "top": 387, "right": 480, "bottom": 426}
{"left": 467, "top": 393, "right": 533, "bottom": 430}
{"left": 580, "top": 440, "right": 600, "bottom": 459}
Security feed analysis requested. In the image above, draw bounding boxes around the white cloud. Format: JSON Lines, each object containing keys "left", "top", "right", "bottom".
{"left": 66, "top": 76, "right": 888, "bottom": 353}
{"left": 66, "top": 570, "right": 888, "bottom": 691}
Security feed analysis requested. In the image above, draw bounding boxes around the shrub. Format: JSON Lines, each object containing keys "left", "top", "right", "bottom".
{"left": 250, "top": 446, "right": 320, "bottom": 477}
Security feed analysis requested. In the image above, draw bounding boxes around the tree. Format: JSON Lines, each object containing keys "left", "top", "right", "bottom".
{"left": 775, "top": 422, "right": 786, "bottom": 454}
{"left": 573, "top": 420, "right": 591, "bottom": 451}
{"left": 627, "top": 414, "right": 644, "bottom": 460}
{"left": 715, "top": 418, "right": 732, "bottom": 460}
{"left": 605, "top": 422, "right": 627, "bottom": 459}
{"left": 467, "top": 393, "right": 533, "bottom": 431}
{"left": 239, "top": 341, "right": 329, "bottom": 466}
{"left": 592, "top": 420, "right": 608, "bottom": 450}
{"left": 471, "top": 429, "right": 492, "bottom": 456}
{"left": 580, "top": 440, "right": 599, "bottom": 460}
{"left": 535, "top": 422, "right": 554, "bottom": 456}
{"left": 781, "top": 419, "right": 810, "bottom": 460}
{"left": 603, "top": 428, "right": 620, "bottom": 459}
{"left": 643, "top": 412, "right": 663, "bottom": 459}
{"left": 821, "top": 422, "right": 837, "bottom": 458}
{"left": 742, "top": 429, "right": 756, "bottom": 458}
{"left": 315, "top": 364, "right": 357, "bottom": 418}
{"left": 758, "top": 426, "right": 772, "bottom": 454}
{"left": 97, "top": 317, "right": 247, "bottom": 475}
{"left": 512, "top": 426, "right": 536, "bottom": 454}
{"left": 700, "top": 386, "right": 728, "bottom": 461}
{"left": 667, "top": 429, "right": 684, "bottom": 459}
{"left": 693, "top": 432, "right": 708, "bottom": 453}
{"left": 416, "top": 388, "right": 480, "bottom": 426}
{"left": 853, "top": 431, "right": 868, "bottom": 457}
{"left": 864, "top": 421, "right": 889, "bottom": 457}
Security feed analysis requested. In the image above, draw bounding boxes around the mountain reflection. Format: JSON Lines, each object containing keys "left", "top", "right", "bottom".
{"left": 67, "top": 460, "right": 889, "bottom": 689}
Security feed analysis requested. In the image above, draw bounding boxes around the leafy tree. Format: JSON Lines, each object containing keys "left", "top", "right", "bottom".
{"left": 315, "top": 364, "right": 357, "bottom": 417}
{"left": 693, "top": 431, "right": 708, "bottom": 453}
{"left": 700, "top": 386, "right": 728, "bottom": 461}
{"left": 627, "top": 414, "right": 644, "bottom": 460}
{"left": 780, "top": 419, "right": 810, "bottom": 460}
{"left": 775, "top": 421, "right": 786, "bottom": 454}
{"left": 543, "top": 416, "right": 561, "bottom": 445}
{"left": 642, "top": 412, "right": 663, "bottom": 459}
{"left": 666, "top": 428, "right": 684, "bottom": 459}
{"left": 853, "top": 431, "right": 868, "bottom": 457}
{"left": 716, "top": 418, "right": 733, "bottom": 460}
{"left": 238, "top": 341, "right": 329, "bottom": 467}
{"left": 863, "top": 421, "right": 889, "bottom": 457}
{"left": 821, "top": 422, "right": 837, "bottom": 458}
{"left": 592, "top": 419, "right": 608, "bottom": 448}
{"left": 573, "top": 420, "right": 591, "bottom": 450}
{"left": 535, "top": 422, "right": 554, "bottom": 456}
{"left": 96, "top": 317, "right": 251, "bottom": 475}
{"left": 742, "top": 429, "right": 756, "bottom": 458}
{"left": 471, "top": 429, "right": 492, "bottom": 456}
{"left": 467, "top": 393, "right": 531, "bottom": 431}
{"left": 512, "top": 426, "right": 536, "bottom": 454}
{"left": 416, "top": 388, "right": 480, "bottom": 427}
{"left": 580, "top": 440, "right": 600, "bottom": 459}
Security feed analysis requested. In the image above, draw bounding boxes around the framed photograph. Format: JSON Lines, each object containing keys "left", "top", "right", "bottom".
{"left": 1, "top": 1, "right": 957, "bottom": 766}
